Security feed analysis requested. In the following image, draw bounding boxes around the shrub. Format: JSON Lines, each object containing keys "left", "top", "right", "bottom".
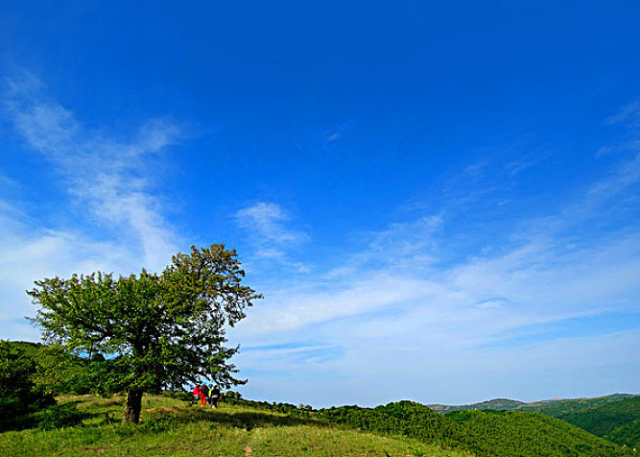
{"left": 0, "top": 341, "right": 54, "bottom": 416}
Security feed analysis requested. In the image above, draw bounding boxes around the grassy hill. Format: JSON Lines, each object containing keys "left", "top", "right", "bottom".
{"left": 3, "top": 393, "right": 633, "bottom": 457}
{"left": 0, "top": 393, "right": 469, "bottom": 457}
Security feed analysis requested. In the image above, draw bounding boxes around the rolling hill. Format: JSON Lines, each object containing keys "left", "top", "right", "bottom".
{"left": 315, "top": 400, "right": 629, "bottom": 457}
{"left": 430, "top": 393, "right": 640, "bottom": 451}
{"left": 557, "top": 396, "right": 640, "bottom": 448}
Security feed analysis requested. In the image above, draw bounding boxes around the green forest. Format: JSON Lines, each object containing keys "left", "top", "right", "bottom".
{"left": 429, "top": 393, "right": 640, "bottom": 451}
{"left": 556, "top": 397, "right": 640, "bottom": 448}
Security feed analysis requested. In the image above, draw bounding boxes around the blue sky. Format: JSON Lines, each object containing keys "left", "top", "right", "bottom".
{"left": 1, "top": 0, "right": 640, "bottom": 407}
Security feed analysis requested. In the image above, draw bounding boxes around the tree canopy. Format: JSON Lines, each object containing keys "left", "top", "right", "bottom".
{"left": 27, "top": 244, "right": 262, "bottom": 423}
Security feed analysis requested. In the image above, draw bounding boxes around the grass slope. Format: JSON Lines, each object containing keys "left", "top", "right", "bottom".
{"left": 0, "top": 394, "right": 468, "bottom": 457}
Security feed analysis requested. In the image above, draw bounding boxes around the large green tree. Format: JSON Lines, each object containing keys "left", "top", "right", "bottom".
{"left": 27, "top": 244, "right": 262, "bottom": 424}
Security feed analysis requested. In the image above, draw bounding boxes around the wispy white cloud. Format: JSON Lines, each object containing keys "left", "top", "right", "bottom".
{"left": 322, "top": 215, "right": 443, "bottom": 280}
{"left": 606, "top": 99, "right": 640, "bottom": 128}
{"left": 239, "top": 273, "right": 437, "bottom": 335}
{"left": 3, "top": 71, "right": 182, "bottom": 272}
{"left": 236, "top": 202, "right": 303, "bottom": 243}
{"left": 587, "top": 152, "right": 640, "bottom": 200}
{"left": 0, "top": 71, "right": 185, "bottom": 339}
{"left": 0, "top": 203, "right": 134, "bottom": 340}
{"left": 599, "top": 99, "right": 640, "bottom": 157}
{"left": 235, "top": 201, "right": 309, "bottom": 272}
{"left": 239, "top": 227, "right": 640, "bottom": 341}
{"left": 237, "top": 141, "right": 640, "bottom": 341}
{"left": 506, "top": 148, "right": 554, "bottom": 177}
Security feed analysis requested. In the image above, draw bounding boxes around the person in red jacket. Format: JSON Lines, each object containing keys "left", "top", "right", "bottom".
{"left": 192, "top": 385, "right": 202, "bottom": 407}
{"left": 200, "top": 383, "right": 210, "bottom": 407}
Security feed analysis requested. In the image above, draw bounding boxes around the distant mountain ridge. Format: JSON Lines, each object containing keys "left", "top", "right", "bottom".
{"left": 429, "top": 393, "right": 637, "bottom": 415}
{"left": 429, "top": 398, "right": 526, "bottom": 413}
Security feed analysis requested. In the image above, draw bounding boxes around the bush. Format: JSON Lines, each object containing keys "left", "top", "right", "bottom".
{"left": 0, "top": 341, "right": 45, "bottom": 415}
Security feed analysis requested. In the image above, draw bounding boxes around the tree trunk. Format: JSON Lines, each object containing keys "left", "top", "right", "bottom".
{"left": 123, "top": 389, "right": 143, "bottom": 424}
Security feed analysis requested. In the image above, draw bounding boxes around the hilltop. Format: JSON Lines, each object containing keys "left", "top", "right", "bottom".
{"left": 429, "top": 398, "right": 527, "bottom": 413}
{"left": 429, "top": 393, "right": 637, "bottom": 415}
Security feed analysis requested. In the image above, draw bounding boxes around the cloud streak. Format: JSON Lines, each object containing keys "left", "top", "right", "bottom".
{"left": 236, "top": 202, "right": 304, "bottom": 244}
{"left": 235, "top": 201, "right": 309, "bottom": 272}
{"left": 3, "top": 71, "right": 182, "bottom": 272}
{"left": 0, "top": 71, "right": 184, "bottom": 339}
